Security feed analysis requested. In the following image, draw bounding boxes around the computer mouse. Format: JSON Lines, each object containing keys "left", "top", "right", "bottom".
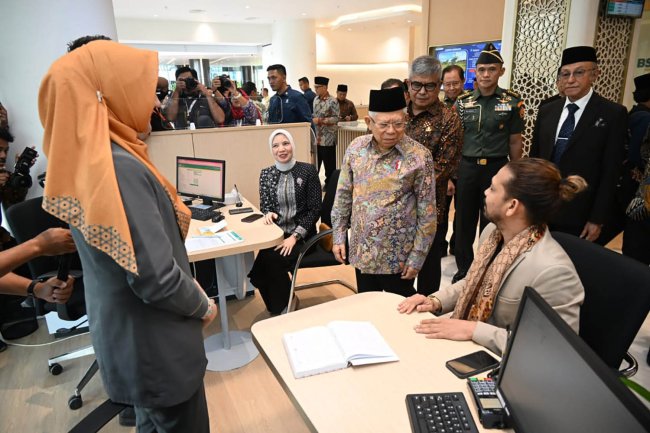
{"left": 212, "top": 214, "right": 225, "bottom": 223}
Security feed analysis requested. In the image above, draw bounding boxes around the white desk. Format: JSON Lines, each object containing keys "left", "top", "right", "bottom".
{"left": 252, "top": 292, "right": 513, "bottom": 433}
{"left": 187, "top": 198, "right": 283, "bottom": 371}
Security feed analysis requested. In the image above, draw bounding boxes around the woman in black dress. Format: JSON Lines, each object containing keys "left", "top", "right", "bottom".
{"left": 248, "top": 129, "right": 322, "bottom": 314}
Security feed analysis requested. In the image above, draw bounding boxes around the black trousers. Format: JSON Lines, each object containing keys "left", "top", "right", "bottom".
{"left": 248, "top": 239, "right": 304, "bottom": 314}
{"left": 416, "top": 228, "right": 446, "bottom": 296}
{"left": 355, "top": 269, "right": 416, "bottom": 298}
{"left": 317, "top": 145, "right": 337, "bottom": 187}
{"left": 134, "top": 383, "right": 209, "bottom": 433}
{"left": 454, "top": 157, "right": 507, "bottom": 275}
{"left": 623, "top": 217, "right": 650, "bottom": 265}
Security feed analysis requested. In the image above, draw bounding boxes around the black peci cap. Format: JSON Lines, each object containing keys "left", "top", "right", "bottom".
{"left": 337, "top": 84, "right": 348, "bottom": 92}
{"left": 314, "top": 76, "right": 329, "bottom": 85}
{"left": 561, "top": 46, "right": 598, "bottom": 67}
{"left": 368, "top": 87, "right": 407, "bottom": 112}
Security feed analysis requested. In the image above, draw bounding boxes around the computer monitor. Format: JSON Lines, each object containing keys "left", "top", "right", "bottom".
{"left": 496, "top": 287, "right": 650, "bottom": 433}
{"left": 176, "top": 156, "right": 226, "bottom": 203}
{"left": 430, "top": 41, "right": 502, "bottom": 90}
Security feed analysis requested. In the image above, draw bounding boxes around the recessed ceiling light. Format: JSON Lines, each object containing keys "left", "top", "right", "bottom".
{"left": 189, "top": 9, "right": 205, "bottom": 14}
{"left": 347, "top": 28, "right": 352, "bottom": 31}
{"left": 153, "top": 14, "right": 159, "bottom": 17}
{"left": 245, "top": 5, "right": 250, "bottom": 8}
{"left": 301, "top": 12, "right": 307, "bottom": 16}
{"left": 407, "top": 20, "right": 413, "bottom": 23}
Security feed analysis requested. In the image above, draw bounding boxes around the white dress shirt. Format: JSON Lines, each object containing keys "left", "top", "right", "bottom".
{"left": 554, "top": 87, "right": 594, "bottom": 141}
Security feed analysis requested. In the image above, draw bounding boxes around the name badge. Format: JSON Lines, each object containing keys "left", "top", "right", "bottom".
{"left": 464, "top": 106, "right": 480, "bottom": 122}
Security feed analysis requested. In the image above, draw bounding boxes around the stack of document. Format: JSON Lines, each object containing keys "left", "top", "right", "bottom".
{"left": 185, "top": 228, "right": 244, "bottom": 252}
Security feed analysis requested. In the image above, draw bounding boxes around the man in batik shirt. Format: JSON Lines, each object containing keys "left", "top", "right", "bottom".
{"left": 406, "top": 55, "right": 463, "bottom": 296}
{"left": 313, "top": 76, "right": 340, "bottom": 187}
{"left": 332, "top": 87, "right": 437, "bottom": 297}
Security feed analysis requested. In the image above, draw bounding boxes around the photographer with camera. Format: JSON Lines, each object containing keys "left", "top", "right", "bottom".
{"left": 212, "top": 76, "right": 261, "bottom": 126}
{"left": 0, "top": 129, "right": 37, "bottom": 255}
{"left": 166, "top": 66, "right": 225, "bottom": 129}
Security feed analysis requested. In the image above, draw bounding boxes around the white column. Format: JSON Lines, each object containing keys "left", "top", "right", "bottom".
{"left": 499, "top": 0, "right": 518, "bottom": 89}
{"left": 266, "top": 19, "right": 316, "bottom": 90}
{"left": 565, "top": 0, "right": 600, "bottom": 47}
{"left": 0, "top": 0, "right": 117, "bottom": 197}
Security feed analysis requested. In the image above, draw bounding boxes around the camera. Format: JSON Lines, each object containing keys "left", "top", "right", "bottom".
{"left": 184, "top": 77, "right": 198, "bottom": 90}
{"left": 217, "top": 75, "right": 232, "bottom": 94}
{"left": 7, "top": 147, "right": 37, "bottom": 188}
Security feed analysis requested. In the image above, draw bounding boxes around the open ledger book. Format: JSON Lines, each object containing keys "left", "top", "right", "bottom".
{"left": 283, "top": 320, "right": 399, "bottom": 379}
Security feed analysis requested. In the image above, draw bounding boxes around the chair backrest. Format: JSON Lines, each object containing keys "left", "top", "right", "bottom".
{"left": 321, "top": 169, "right": 340, "bottom": 227}
{"left": 5, "top": 196, "right": 85, "bottom": 320}
{"left": 552, "top": 231, "right": 650, "bottom": 369}
{"left": 5, "top": 197, "right": 83, "bottom": 277}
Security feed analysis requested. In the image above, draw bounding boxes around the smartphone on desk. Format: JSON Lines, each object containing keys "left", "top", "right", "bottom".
{"left": 446, "top": 350, "right": 499, "bottom": 379}
{"left": 241, "top": 213, "right": 263, "bottom": 223}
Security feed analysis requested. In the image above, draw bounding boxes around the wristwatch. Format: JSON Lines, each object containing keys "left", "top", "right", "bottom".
{"left": 292, "top": 232, "right": 302, "bottom": 241}
{"left": 27, "top": 279, "right": 39, "bottom": 300}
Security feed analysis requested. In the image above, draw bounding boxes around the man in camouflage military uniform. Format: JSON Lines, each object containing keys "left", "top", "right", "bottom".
{"left": 453, "top": 43, "right": 525, "bottom": 283}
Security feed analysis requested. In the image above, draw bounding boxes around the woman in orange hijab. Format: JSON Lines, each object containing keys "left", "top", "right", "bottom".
{"left": 39, "top": 40, "right": 215, "bottom": 432}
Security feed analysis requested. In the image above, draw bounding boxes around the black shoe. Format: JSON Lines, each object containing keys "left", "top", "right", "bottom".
{"left": 0, "top": 339, "right": 7, "bottom": 352}
{"left": 451, "top": 271, "right": 466, "bottom": 284}
{"left": 119, "top": 406, "right": 136, "bottom": 427}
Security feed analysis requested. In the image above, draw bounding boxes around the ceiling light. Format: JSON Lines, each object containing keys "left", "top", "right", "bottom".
{"left": 328, "top": 4, "right": 421, "bottom": 29}
{"left": 189, "top": 9, "right": 205, "bottom": 14}
{"left": 301, "top": 12, "right": 307, "bottom": 16}
{"left": 245, "top": 5, "right": 250, "bottom": 8}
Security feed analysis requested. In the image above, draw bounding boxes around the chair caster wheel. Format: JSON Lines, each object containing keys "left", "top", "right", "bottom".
{"left": 49, "top": 363, "right": 63, "bottom": 375}
{"left": 68, "top": 395, "right": 83, "bottom": 410}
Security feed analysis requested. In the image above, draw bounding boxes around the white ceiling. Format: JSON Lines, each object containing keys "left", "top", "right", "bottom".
{"left": 111, "top": 0, "right": 421, "bottom": 28}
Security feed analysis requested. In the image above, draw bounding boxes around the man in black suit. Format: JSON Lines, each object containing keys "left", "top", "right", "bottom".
{"left": 530, "top": 46, "right": 627, "bottom": 244}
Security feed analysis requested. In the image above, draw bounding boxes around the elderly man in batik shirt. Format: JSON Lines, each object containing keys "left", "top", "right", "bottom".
{"left": 332, "top": 86, "right": 437, "bottom": 297}
{"left": 313, "top": 76, "right": 340, "bottom": 187}
{"left": 406, "top": 55, "right": 463, "bottom": 296}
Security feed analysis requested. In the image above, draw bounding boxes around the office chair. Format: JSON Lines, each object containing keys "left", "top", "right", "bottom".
{"left": 286, "top": 169, "right": 356, "bottom": 313}
{"left": 5, "top": 196, "right": 97, "bottom": 409}
{"left": 552, "top": 231, "right": 650, "bottom": 377}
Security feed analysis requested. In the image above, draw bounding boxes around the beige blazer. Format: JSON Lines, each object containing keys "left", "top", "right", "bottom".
{"left": 435, "top": 224, "right": 584, "bottom": 355}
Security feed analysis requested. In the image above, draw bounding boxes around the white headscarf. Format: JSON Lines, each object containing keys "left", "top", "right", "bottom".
{"left": 268, "top": 128, "right": 297, "bottom": 171}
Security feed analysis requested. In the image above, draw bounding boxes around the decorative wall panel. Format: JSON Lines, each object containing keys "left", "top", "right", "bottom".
{"left": 593, "top": 0, "right": 634, "bottom": 103}
{"left": 509, "top": 0, "right": 570, "bottom": 155}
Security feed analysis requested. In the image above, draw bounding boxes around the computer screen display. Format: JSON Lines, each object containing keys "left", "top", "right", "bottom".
{"left": 606, "top": 0, "right": 645, "bottom": 18}
{"left": 497, "top": 287, "right": 650, "bottom": 433}
{"left": 431, "top": 41, "right": 502, "bottom": 90}
{"left": 176, "top": 157, "right": 226, "bottom": 202}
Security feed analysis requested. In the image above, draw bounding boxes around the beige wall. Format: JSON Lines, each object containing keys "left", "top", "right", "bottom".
{"left": 147, "top": 124, "right": 312, "bottom": 209}
{"left": 315, "top": 26, "right": 412, "bottom": 105}
{"left": 426, "top": 0, "right": 505, "bottom": 48}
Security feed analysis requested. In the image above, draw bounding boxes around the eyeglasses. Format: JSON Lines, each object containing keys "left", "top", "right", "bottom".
{"left": 410, "top": 81, "right": 439, "bottom": 92}
{"left": 442, "top": 81, "right": 462, "bottom": 88}
{"left": 559, "top": 68, "right": 596, "bottom": 81}
{"left": 369, "top": 117, "right": 406, "bottom": 131}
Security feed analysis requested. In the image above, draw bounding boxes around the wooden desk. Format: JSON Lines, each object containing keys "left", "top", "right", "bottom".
{"left": 187, "top": 198, "right": 283, "bottom": 371}
{"left": 252, "top": 292, "right": 513, "bottom": 433}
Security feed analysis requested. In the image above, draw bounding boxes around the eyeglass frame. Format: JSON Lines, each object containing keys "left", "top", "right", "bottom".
{"left": 409, "top": 80, "right": 440, "bottom": 92}
{"left": 558, "top": 67, "right": 597, "bottom": 81}
{"left": 368, "top": 116, "right": 407, "bottom": 131}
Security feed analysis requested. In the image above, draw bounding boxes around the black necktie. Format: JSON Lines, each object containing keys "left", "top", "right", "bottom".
{"left": 552, "top": 103, "right": 579, "bottom": 164}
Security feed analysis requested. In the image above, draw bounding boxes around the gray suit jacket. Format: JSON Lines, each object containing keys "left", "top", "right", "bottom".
{"left": 71, "top": 144, "right": 209, "bottom": 407}
{"left": 435, "top": 224, "right": 584, "bottom": 355}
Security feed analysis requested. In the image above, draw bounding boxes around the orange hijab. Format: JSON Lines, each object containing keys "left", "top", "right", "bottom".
{"left": 38, "top": 40, "right": 190, "bottom": 275}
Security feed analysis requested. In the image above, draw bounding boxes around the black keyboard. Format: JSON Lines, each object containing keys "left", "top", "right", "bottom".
{"left": 406, "top": 393, "right": 479, "bottom": 433}
{"left": 190, "top": 206, "right": 215, "bottom": 221}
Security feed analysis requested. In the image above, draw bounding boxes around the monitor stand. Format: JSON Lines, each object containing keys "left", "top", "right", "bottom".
{"left": 202, "top": 197, "right": 213, "bottom": 206}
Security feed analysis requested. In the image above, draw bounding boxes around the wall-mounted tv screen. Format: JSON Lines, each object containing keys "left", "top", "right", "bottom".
{"left": 606, "top": 0, "right": 645, "bottom": 18}
{"left": 430, "top": 41, "right": 502, "bottom": 91}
